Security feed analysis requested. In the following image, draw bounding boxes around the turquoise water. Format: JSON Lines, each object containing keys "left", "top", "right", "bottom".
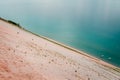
{"left": 0, "top": 0, "right": 120, "bottom": 67}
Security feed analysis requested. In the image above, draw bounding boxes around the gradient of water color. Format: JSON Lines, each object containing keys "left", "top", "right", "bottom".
{"left": 0, "top": 0, "right": 120, "bottom": 67}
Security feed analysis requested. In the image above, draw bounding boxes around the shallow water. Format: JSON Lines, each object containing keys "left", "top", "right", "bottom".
{"left": 0, "top": 0, "right": 120, "bottom": 67}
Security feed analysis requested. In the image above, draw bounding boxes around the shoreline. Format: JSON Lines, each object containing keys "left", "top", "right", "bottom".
{"left": 0, "top": 18, "right": 120, "bottom": 80}
{"left": 0, "top": 17, "right": 119, "bottom": 69}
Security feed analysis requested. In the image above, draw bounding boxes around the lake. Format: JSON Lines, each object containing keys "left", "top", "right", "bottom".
{"left": 0, "top": 0, "right": 120, "bottom": 67}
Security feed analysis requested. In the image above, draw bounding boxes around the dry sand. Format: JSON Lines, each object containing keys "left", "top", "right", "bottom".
{"left": 0, "top": 18, "right": 120, "bottom": 80}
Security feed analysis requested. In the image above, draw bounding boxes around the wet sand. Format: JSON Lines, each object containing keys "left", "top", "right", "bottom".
{"left": 0, "top": 18, "right": 120, "bottom": 80}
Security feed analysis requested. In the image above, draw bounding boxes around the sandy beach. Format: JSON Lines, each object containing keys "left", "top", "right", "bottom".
{"left": 0, "top": 18, "right": 120, "bottom": 80}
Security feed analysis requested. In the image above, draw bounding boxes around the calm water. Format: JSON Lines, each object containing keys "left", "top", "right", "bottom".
{"left": 0, "top": 0, "right": 120, "bottom": 67}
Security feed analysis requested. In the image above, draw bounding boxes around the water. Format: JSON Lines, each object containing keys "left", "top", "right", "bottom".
{"left": 0, "top": 0, "right": 120, "bottom": 67}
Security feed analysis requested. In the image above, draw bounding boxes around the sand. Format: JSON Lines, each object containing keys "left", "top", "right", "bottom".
{"left": 0, "top": 18, "right": 120, "bottom": 80}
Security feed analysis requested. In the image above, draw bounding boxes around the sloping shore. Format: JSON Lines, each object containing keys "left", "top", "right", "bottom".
{"left": 0, "top": 18, "right": 120, "bottom": 80}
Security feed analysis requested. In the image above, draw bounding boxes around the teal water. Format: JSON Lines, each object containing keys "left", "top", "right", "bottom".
{"left": 0, "top": 0, "right": 120, "bottom": 67}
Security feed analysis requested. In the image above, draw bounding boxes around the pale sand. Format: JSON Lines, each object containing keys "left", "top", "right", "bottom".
{"left": 0, "top": 18, "right": 120, "bottom": 80}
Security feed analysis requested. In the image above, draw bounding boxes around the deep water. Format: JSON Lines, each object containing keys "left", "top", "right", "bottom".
{"left": 0, "top": 0, "right": 120, "bottom": 67}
